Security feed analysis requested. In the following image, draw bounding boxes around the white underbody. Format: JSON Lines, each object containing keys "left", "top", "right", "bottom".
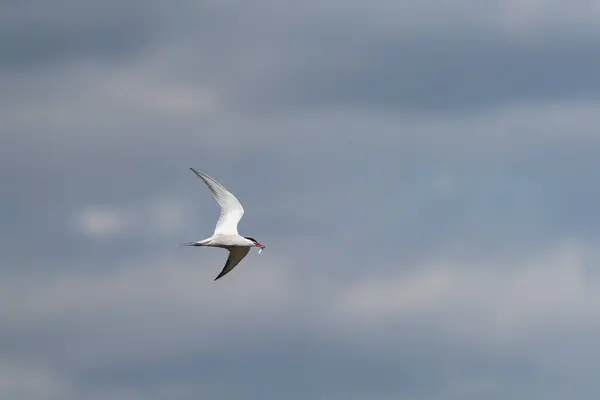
{"left": 195, "top": 234, "right": 255, "bottom": 248}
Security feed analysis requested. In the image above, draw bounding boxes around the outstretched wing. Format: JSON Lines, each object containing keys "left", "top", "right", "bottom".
{"left": 214, "top": 247, "right": 251, "bottom": 281}
{"left": 190, "top": 168, "right": 245, "bottom": 235}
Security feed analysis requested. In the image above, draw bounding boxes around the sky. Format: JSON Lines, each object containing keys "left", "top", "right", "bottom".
{"left": 2, "top": 0, "right": 600, "bottom": 399}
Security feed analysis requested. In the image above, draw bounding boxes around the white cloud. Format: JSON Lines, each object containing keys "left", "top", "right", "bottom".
{"left": 73, "top": 196, "right": 190, "bottom": 240}
{"left": 331, "top": 240, "right": 600, "bottom": 345}
{"left": 97, "top": 68, "right": 220, "bottom": 116}
{"left": 145, "top": 196, "right": 188, "bottom": 236}
{"left": 242, "top": 0, "right": 600, "bottom": 40}
{"left": 435, "top": 173, "right": 455, "bottom": 194}
{"left": 74, "top": 205, "right": 131, "bottom": 238}
{"left": 496, "top": 0, "right": 600, "bottom": 37}
{"left": 0, "top": 362, "right": 72, "bottom": 400}
{"left": 0, "top": 252, "right": 296, "bottom": 368}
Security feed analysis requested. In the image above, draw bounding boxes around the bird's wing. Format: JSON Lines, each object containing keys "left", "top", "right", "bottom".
{"left": 214, "top": 247, "right": 250, "bottom": 281}
{"left": 190, "top": 168, "right": 245, "bottom": 235}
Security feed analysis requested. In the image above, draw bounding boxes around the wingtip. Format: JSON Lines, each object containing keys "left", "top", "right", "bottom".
{"left": 214, "top": 269, "right": 229, "bottom": 281}
{"left": 190, "top": 168, "right": 207, "bottom": 179}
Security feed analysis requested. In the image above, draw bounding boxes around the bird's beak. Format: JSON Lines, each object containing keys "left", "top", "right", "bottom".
{"left": 255, "top": 242, "right": 265, "bottom": 254}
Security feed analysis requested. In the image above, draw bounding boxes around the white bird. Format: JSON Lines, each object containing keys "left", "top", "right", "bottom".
{"left": 183, "top": 168, "right": 265, "bottom": 281}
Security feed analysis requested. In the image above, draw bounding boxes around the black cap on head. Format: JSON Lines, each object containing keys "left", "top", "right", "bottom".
{"left": 244, "top": 236, "right": 258, "bottom": 243}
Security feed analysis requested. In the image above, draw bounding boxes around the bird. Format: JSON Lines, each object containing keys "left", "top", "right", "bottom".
{"left": 182, "top": 168, "right": 265, "bottom": 281}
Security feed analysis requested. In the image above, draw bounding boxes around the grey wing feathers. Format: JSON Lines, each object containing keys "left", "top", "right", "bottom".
{"left": 214, "top": 247, "right": 251, "bottom": 281}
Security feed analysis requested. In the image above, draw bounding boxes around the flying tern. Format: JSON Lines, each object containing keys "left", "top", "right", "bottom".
{"left": 183, "top": 168, "right": 265, "bottom": 281}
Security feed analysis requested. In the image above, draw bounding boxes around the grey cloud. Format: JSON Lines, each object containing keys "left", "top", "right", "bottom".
{"left": 4, "top": 0, "right": 600, "bottom": 398}
{"left": 5, "top": 0, "right": 600, "bottom": 109}
{"left": 0, "top": 0, "right": 166, "bottom": 70}
{"left": 263, "top": 37, "right": 600, "bottom": 111}
{"left": 3, "top": 103, "right": 600, "bottom": 273}
{"left": 3, "top": 242, "right": 600, "bottom": 400}
{"left": 125, "top": 0, "right": 600, "bottom": 112}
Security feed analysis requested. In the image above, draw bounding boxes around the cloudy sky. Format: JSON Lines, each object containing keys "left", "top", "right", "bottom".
{"left": 2, "top": 0, "right": 600, "bottom": 398}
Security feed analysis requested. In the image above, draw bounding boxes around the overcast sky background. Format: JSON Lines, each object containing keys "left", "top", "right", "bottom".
{"left": 2, "top": 1, "right": 600, "bottom": 399}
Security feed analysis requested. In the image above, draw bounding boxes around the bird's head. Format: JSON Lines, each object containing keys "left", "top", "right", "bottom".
{"left": 244, "top": 236, "right": 265, "bottom": 253}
